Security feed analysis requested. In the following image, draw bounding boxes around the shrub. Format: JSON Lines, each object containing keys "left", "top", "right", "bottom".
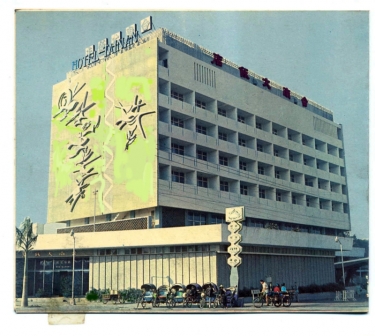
{"left": 85, "top": 288, "right": 100, "bottom": 301}
{"left": 298, "top": 282, "right": 344, "bottom": 293}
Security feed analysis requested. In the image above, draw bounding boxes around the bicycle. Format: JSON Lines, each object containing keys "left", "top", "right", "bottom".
{"left": 166, "top": 293, "right": 176, "bottom": 308}
{"left": 253, "top": 292, "right": 283, "bottom": 308}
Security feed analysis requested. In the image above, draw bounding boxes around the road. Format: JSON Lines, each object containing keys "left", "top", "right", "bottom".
{"left": 14, "top": 298, "right": 369, "bottom": 314}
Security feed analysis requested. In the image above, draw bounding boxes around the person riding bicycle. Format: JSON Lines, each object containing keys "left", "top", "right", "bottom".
{"left": 281, "top": 283, "right": 287, "bottom": 293}
{"left": 219, "top": 285, "right": 227, "bottom": 308}
{"left": 273, "top": 284, "right": 281, "bottom": 292}
{"left": 260, "top": 279, "right": 269, "bottom": 305}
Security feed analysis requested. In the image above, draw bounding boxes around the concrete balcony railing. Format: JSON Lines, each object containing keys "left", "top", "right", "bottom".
{"left": 57, "top": 217, "right": 151, "bottom": 234}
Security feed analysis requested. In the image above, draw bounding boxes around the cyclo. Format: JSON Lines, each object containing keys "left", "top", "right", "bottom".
{"left": 169, "top": 283, "right": 186, "bottom": 306}
{"left": 137, "top": 283, "right": 156, "bottom": 309}
{"left": 214, "top": 286, "right": 238, "bottom": 308}
{"left": 253, "top": 290, "right": 290, "bottom": 308}
{"left": 183, "top": 283, "right": 202, "bottom": 308}
{"left": 153, "top": 285, "right": 172, "bottom": 307}
{"left": 200, "top": 282, "right": 219, "bottom": 308}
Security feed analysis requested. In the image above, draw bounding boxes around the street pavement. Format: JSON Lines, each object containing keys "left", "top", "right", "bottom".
{"left": 14, "top": 298, "right": 369, "bottom": 314}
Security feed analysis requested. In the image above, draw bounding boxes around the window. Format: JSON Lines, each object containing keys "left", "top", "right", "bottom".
{"left": 237, "top": 115, "right": 245, "bottom": 124}
{"left": 318, "top": 181, "right": 321, "bottom": 189}
{"left": 171, "top": 116, "right": 184, "bottom": 128}
{"left": 304, "top": 159, "right": 307, "bottom": 166}
{"left": 274, "top": 149, "right": 279, "bottom": 157}
{"left": 275, "top": 171, "right": 280, "bottom": 179}
{"left": 171, "top": 90, "right": 183, "bottom": 101}
{"left": 240, "top": 184, "right": 248, "bottom": 195}
{"left": 210, "top": 214, "right": 225, "bottom": 224}
{"left": 220, "top": 180, "right": 229, "bottom": 192}
{"left": 306, "top": 198, "right": 310, "bottom": 207}
{"left": 259, "top": 188, "right": 265, "bottom": 199}
{"left": 172, "top": 171, "right": 185, "bottom": 184}
{"left": 316, "top": 162, "right": 320, "bottom": 169}
{"left": 162, "top": 59, "right": 168, "bottom": 68}
{"left": 305, "top": 178, "right": 313, "bottom": 187}
{"left": 319, "top": 202, "right": 323, "bottom": 209}
{"left": 302, "top": 138, "right": 306, "bottom": 145}
{"left": 257, "top": 144, "right": 263, "bottom": 152}
{"left": 238, "top": 138, "right": 246, "bottom": 147}
{"left": 239, "top": 161, "right": 247, "bottom": 171}
{"left": 105, "top": 214, "right": 112, "bottom": 221}
{"left": 256, "top": 122, "right": 262, "bottom": 130}
{"left": 218, "top": 107, "right": 226, "bottom": 117}
{"left": 171, "top": 143, "right": 184, "bottom": 155}
{"left": 332, "top": 204, "right": 335, "bottom": 211}
{"left": 292, "top": 195, "right": 296, "bottom": 204}
{"left": 290, "top": 174, "right": 295, "bottom": 182}
{"left": 84, "top": 217, "right": 89, "bottom": 224}
{"left": 289, "top": 154, "right": 294, "bottom": 161}
{"left": 276, "top": 192, "right": 282, "bottom": 202}
{"left": 196, "top": 150, "right": 207, "bottom": 161}
{"left": 258, "top": 166, "right": 265, "bottom": 175}
{"left": 272, "top": 128, "right": 278, "bottom": 135}
{"left": 195, "top": 99, "right": 206, "bottom": 109}
{"left": 188, "top": 211, "right": 206, "bottom": 226}
{"left": 219, "top": 156, "right": 228, "bottom": 166}
{"left": 218, "top": 132, "right": 227, "bottom": 141}
{"left": 197, "top": 176, "right": 208, "bottom": 188}
{"left": 288, "top": 133, "right": 292, "bottom": 140}
{"left": 196, "top": 124, "right": 207, "bottom": 135}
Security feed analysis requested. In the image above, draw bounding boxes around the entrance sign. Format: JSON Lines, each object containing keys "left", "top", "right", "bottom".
{"left": 226, "top": 206, "right": 245, "bottom": 287}
{"left": 225, "top": 206, "right": 245, "bottom": 222}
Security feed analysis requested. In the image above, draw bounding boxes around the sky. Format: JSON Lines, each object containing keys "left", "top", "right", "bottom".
{"left": 14, "top": 10, "right": 369, "bottom": 238}
{"left": 3, "top": 1, "right": 373, "bottom": 335}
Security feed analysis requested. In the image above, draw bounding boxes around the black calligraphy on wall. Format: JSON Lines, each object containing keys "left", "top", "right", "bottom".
{"left": 53, "top": 82, "right": 101, "bottom": 212}
{"left": 115, "top": 95, "right": 155, "bottom": 151}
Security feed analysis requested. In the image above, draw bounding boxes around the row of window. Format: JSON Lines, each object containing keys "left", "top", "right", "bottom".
{"left": 168, "top": 116, "right": 344, "bottom": 173}
{"left": 167, "top": 89, "right": 340, "bottom": 153}
{"left": 168, "top": 145, "right": 346, "bottom": 192}
{"left": 101, "top": 245, "right": 215, "bottom": 255}
{"left": 170, "top": 170, "right": 347, "bottom": 212}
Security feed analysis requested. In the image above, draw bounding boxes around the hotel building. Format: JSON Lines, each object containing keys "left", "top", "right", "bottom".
{"left": 16, "top": 22, "right": 353, "bottom": 298}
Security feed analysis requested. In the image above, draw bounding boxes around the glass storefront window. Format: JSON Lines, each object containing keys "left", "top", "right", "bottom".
{"left": 35, "top": 260, "right": 45, "bottom": 270}
{"left": 44, "top": 260, "right": 53, "bottom": 270}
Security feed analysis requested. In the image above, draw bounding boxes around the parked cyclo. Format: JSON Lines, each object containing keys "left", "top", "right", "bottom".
{"left": 253, "top": 290, "right": 291, "bottom": 308}
{"left": 153, "top": 285, "right": 170, "bottom": 307}
{"left": 200, "top": 282, "right": 219, "bottom": 308}
{"left": 214, "top": 285, "right": 238, "bottom": 308}
{"left": 169, "top": 283, "right": 186, "bottom": 306}
{"left": 137, "top": 283, "right": 156, "bottom": 308}
{"left": 183, "top": 283, "right": 202, "bottom": 307}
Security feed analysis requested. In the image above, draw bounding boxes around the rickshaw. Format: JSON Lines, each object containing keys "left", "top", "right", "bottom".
{"left": 153, "top": 285, "right": 171, "bottom": 307}
{"left": 183, "top": 283, "right": 202, "bottom": 308}
{"left": 137, "top": 283, "right": 156, "bottom": 309}
{"left": 200, "top": 282, "right": 219, "bottom": 308}
{"left": 169, "top": 283, "right": 186, "bottom": 306}
{"left": 224, "top": 286, "right": 238, "bottom": 308}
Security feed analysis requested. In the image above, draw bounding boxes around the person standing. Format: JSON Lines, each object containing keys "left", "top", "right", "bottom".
{"left": 219, "top": 285, "right": 227, "bottom": 308}
{"left": 260, "top": 279, "right": 269, "bottom": 305}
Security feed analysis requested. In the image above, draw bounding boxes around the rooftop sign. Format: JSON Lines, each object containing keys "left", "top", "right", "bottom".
{"left": 71, "top": 16, "right": 153, "bottom": 71}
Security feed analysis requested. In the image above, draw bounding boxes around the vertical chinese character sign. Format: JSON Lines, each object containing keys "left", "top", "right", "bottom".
{"left": 225, "top": 206, "right": 245, "bottom": 288}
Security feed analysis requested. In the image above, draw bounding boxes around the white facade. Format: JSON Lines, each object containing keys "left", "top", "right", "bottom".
{"left": 16, "top": 28, "right": 353, "bottom": 298}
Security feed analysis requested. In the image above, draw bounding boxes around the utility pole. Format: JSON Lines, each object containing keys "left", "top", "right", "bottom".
{"left": 93, "top": 189, "right": 98, "bottom": 232}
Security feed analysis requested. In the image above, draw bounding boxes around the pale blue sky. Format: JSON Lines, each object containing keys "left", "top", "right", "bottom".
{"left": 15, "top": 11, "right": 368, "bottom": 238}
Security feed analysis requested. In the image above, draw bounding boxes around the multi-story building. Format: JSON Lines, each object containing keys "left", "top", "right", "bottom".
{"left": 16, "top": 21, "right": 353, "bottom": 298}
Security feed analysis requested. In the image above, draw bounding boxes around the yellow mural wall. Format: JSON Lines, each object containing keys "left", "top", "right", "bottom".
{"left": 47, "top": 39, "right": 158, "bottom": 222}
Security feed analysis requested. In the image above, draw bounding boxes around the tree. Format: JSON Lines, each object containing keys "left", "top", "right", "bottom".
{"left": 16, "top": 217, "right": 38, "bottom": 307}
